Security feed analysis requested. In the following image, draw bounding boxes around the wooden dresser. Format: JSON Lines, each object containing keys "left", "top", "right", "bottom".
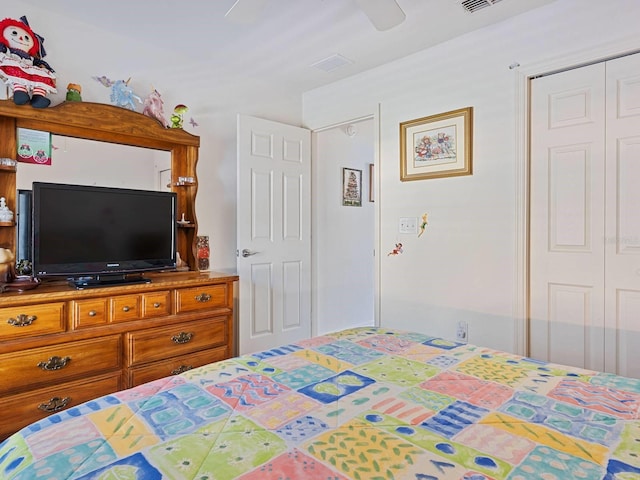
{"left": 0, "top": 271, "right": 238, "bottom": 440}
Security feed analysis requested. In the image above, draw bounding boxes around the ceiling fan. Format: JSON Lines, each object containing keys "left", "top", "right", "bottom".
{"left": 225, "top": 0, "right": 406, "bottom": 31}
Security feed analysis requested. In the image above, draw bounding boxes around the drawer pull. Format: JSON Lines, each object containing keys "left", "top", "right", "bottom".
{"left": 195, "top": 293, "right": 211, "bottom": 303}
{"left": 38, "top": 396, "right": 71, "bottom": 413}
{"left": 7, "top": 314, "right": 37, "bottom": 327}
{"left": 88, "top": 310, "right": 97, "bottom": 317}
{"left": 37, "top": 355, "right": 71, "bottom": 371}
{"left": 171, "top": 331, "right": 194, "bottom": 344}
{"left": 171, "top": 365, "right": 193, "bottom": 375}
{"left": 122, "top": 306, "right": 131, "bottom": 312}
{"left": 153, "top": 302, "right": 161, "bottom": 308}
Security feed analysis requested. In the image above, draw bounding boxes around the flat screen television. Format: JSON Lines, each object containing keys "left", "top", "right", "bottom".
{"left": 32, "top": 182, "right": 177, "bottom": 288}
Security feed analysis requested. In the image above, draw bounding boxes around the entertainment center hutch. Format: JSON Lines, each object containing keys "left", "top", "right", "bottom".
{"left": 0, "top": 100, "right": 238, "bottom": 440}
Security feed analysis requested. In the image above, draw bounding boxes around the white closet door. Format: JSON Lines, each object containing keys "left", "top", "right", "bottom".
{"left": 604, "top": 54, "right": 640, "bottom": 378}
{"left": 529, "top": 63, "right": 606, "bottom": 371}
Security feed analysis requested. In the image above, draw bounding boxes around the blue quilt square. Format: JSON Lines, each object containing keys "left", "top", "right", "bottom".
{"left": 298, "top": 370, "right": 375, "bottom": 404}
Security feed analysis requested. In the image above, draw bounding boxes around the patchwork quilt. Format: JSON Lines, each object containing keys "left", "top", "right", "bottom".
{"left": 1, "top": 327, "right": 639, "bottom": 479}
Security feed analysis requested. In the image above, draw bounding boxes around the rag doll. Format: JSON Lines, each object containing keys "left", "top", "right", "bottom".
{"left": 0, "top": 16, "right": 56, "bottom": 108}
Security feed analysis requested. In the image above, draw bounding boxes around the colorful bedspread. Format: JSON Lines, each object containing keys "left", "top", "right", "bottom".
{"left": 1, "top": 327, "right": 639, "bottom": 479}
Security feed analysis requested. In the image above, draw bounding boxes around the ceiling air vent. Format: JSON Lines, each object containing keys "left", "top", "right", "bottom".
{"left": 459, "top": 0, "right": 503, "bottom": 13}
{"left": 310, "top": 54, "right": 354, "bottom": 73}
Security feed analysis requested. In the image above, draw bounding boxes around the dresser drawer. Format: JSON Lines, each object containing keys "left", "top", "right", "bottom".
{"left": 175, "top": 284, "right": 229, "bottom": 313}
{"left": 110, "top": 294, "right": 142, "bottom": 322}
{"left": 0, "top": 372, "right": 122, "bottom": 441}
{"left": 72, "top": 298, "right": 109, "bottom": 329}
{"left": 0, "top": 335, "right": 122, "bottom": 393}
{"left": 126, "top": 316, "right": 227, "bottom": 366}
{"left": 0, "top": 303, "right": 66, "bottom": 341}
{"left": 128, "top": 346, "right": 229, "bottom": 387}
{"left": 142, "top": 291, "right": 171, "bottom": 318}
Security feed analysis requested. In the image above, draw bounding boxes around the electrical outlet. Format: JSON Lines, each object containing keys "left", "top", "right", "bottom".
{"left": 456, "top": 321, "right": 468, "bottom": 343}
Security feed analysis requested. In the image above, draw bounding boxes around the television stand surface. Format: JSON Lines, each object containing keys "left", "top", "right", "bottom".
{"left": 70, "top": 274, "right": 151, "bottom": 289}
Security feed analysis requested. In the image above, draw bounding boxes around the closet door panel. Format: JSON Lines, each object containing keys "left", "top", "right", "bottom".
{"left": 529, "top": 63, "right": 606, "bottom": 371}
{"left": 604, "top": 54, "right": 640, "bottom": 377}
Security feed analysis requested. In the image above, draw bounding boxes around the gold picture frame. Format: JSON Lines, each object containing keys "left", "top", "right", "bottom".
{"left": 400, "top": 106, "right": 473, "bottom": 181}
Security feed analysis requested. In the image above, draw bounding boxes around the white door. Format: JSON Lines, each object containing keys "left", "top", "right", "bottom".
{"left": 236, "top": 114, "right": 311, "bottom": 354}
{"left": 530, "top": 54, "right": 640, "bottom": 378}
{"left": 603, "top": 54, "right": 640, "bottom": 378}
{"left": 529, "top": 63, "right": 606, "bottom": 371}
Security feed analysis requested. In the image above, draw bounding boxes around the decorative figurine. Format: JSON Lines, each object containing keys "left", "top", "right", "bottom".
{"left": 0, "top": 16, "right": 56, "bottom": 108}
{"left": 0, "top": 247, "right": 14, "bottom": 284}
{"left": 92, "top": 75, "right": 142, "bottom": 110}
{"left": 142, "top": 88, "right": 169, "bottom": 127}
{"left": 171, "top": 104, "right": 188, "bottom": 129}
{"left": 65, "top": 82, "right": 82, "bottom": 101}
{"left": 197, "top": 236, "right": 210, "bottom": 271}
{"left": 0, "top": 197, "right": 14, "bottom": 223}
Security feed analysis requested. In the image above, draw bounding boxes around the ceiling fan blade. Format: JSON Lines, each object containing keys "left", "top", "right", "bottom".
{"left": 354, "top": 0, "right": 406, "bottom": 31}
{"left": 225, "top": 0, "right": 269, "bottom": 24}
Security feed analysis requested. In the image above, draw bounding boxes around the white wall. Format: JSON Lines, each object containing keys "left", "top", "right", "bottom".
{"left": 313, "top": 119, "right": 375, "bottom": 335}
{"left": 303, "top": 0, "right": 640, "bottom": 353}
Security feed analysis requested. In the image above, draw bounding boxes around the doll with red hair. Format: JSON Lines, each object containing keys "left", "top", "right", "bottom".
{"left": 0, "top": 16, "right": 55, "bottom": 108}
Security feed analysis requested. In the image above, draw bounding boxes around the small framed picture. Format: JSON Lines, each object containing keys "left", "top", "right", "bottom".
{"left": 342, "top": 167, "right": 362, "bottom": 207}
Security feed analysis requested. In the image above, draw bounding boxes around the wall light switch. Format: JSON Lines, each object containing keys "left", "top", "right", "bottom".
{"left": 399, "top": 217, "right": 418, "bottom": 234}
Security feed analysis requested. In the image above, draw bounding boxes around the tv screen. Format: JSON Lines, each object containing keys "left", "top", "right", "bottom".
{"left": 32, "top": 182, "right": 177, "bottom": 287}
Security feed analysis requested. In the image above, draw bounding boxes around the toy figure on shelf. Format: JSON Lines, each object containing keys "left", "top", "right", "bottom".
{"left": 110, "top": 79, "right": 141, "bottom": 110}
{"left": 171, "top": 104, "right": 188, "bottom": 129}
{"left": 0, "top": 16, "right": 56, "bottom": 108}
{"left": 92, "top": 75, "right": 142, "bottom": 110}
{"left": 65, "top": 82, "right": 82, "bottom": 101}
{"left": 0, "top": 197, "right": 13, "bottom": 223}
{"left": 142, "top": 88, "right": 169, "bottom": 127}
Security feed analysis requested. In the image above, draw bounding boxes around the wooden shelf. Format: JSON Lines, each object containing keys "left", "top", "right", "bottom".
{"left": 0, "top": 100, "right": 201, "bottom": 271}
{"left": 0, "top": 221, "right": 13, "bottom": 227}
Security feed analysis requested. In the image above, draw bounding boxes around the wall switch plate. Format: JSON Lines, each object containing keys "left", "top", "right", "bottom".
{"left": 399, "top": 217, "right": 418, "bottom": 234}
{"left": 456, "top": 321, "right": 468, "bottom": 343}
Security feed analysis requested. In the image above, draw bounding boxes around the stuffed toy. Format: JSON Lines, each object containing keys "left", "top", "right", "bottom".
{"left": 0, "top": 16, "right": 56, "bottom": 108}
{"left": 65, "top": 82, "right": 82, "bottom": 102}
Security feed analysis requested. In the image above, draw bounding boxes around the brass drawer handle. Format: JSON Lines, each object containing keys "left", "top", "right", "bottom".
{"left": 195, "top": 293, "right": 211, "bottom": 303}
{"left": 37, "top": 356, "right": 71, "bottom": 371}
{"left": 7, "top": 314, "right": 37, "bottom": 327}
{"left": 38, "top": 396, "right": 71, "bottom": 413}
{"left": 171, "top": 331, "right": 193, "bottom": 344}
{"left": 122, "top": 306, "right": 131, "bottom": 312}
{"left": 153, "top": 302, "right": 161, "bottom": 308}
{"left": 171, "top": 365, "right": 193, "bottom": 375}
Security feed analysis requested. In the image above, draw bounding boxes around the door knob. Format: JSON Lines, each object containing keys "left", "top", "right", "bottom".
{"left": 241, "top": 249, "right": 259, "bottom": 257}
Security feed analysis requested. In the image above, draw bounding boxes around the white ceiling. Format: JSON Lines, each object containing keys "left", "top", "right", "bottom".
{"left": 21, "top": 0, "right": 556, "bottom": 98}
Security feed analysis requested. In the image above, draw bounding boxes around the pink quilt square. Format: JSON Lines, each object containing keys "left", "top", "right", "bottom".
{"left": 420, "top": 371, "right": 514, "bottom": 409}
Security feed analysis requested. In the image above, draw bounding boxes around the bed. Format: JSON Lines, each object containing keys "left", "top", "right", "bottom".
{"left": 1, "top": 327, "right": 639, "bottom": 479}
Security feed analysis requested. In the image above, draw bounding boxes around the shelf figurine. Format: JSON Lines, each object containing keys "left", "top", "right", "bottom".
{"left": 171, "top": 104, "right": 188, "bottom": 129}
{"left": 142, "top": 87, "right": 169, "bottom": 127}
{"left": 0, "top": 197, "right": 13, "bottom": 223}
{"left": 65, "top": 83, "right": 82, "bottom": 102}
